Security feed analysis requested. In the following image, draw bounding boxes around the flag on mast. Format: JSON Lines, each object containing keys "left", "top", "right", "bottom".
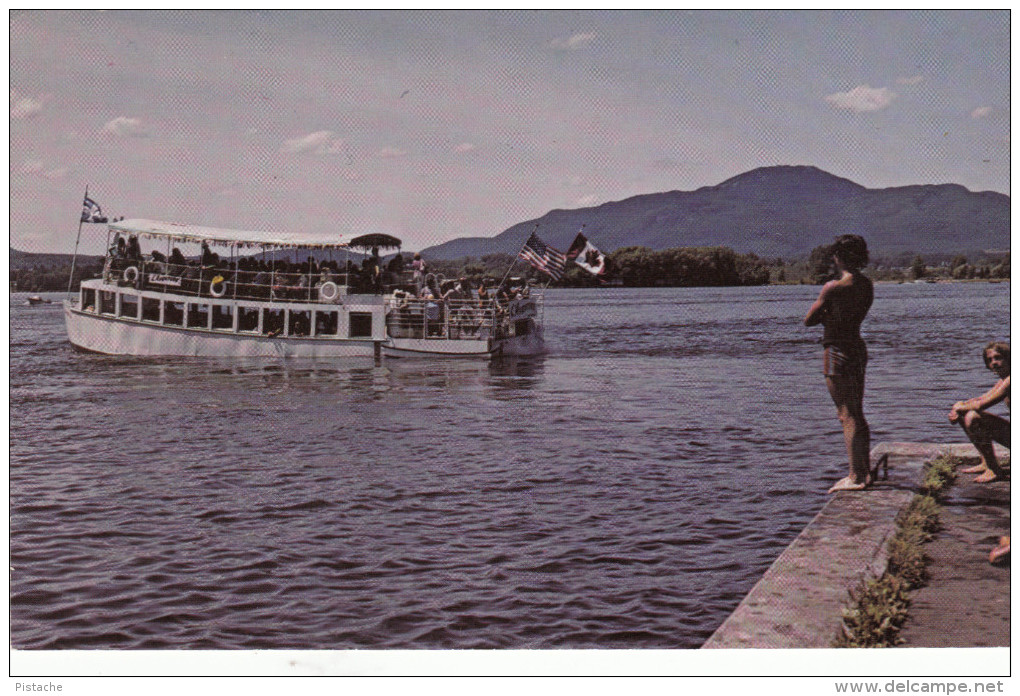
{"left": 566, "top": 232, "right": 607, "bottom": 276}
{"left": 519, "top": 232, "right": 567, "bottom": 280}
{"left": 81, "top": 195, "right": 108, "bottom": 223}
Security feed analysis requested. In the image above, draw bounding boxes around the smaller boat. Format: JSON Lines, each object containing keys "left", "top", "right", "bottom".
{"left": 27, "top": 295, "right": 51, "bottom": 305}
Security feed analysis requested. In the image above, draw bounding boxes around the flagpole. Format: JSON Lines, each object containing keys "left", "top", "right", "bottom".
{"left": 66, "top": 184, "right": 88, "bottom": 299}
{"left": 498, "top": 223, "right": 537, "bottom": 290}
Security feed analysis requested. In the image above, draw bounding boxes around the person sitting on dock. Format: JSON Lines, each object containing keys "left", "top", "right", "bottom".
{"left": 804, "top": 234, "right": 874, "bottom": 493}
{"left": 949, "top": 341, "right": 1010, "bottom": 483}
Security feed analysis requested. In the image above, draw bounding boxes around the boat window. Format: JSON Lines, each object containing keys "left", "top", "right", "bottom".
{"left": 81, "top": 288, "right": 96, "bottom": 312}
{"left": 263, "top": 308, "right": 285, "bottom": 336}
{"left": 238, "top": 306, "right": 259, "bottom": 333}
{"left": 349, "top": 311, "right": 373, "bottom": 338}
{"left": 187, "top": 303, "right": 210, "bottom": 329}
{"left": 164, "top": 301, "right": 184, "bottom": 326}
{"left": 514, "top": 319, "right": 531, "bottom": 336}
{"left": 316, "top": 310, "right": 339, "bottom": 336}
{"left": 288, "top": 310, "right": 311, "bottom": 337}
{"left": 99, "top": 291, "right": 116, "bottom": 315}
{"left": 212, "top": 304, "right": 234, "bottom": 331}
{"left": 119, "top": 294, "right": 139, "bottom": 320}
{"left": 141, "top": 297, "right": 160, "bottom": 322}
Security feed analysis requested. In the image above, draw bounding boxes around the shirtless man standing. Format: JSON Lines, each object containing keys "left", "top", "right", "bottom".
{"left": 804, "top": 235, "right": 875, "bottom": 493}
{"left": 949, "top": 341, "right": 1010, "bottom": 483}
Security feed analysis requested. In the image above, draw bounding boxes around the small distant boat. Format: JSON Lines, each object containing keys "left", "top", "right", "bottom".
{"left": 27, "top": 295, "right": 51, "bottom": 305}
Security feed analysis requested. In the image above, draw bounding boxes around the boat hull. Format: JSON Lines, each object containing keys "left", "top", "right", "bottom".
{"left": 382, "top": 329, "right": 545, "bottom": 359}
{"left": 64, "top": 302, "right": 378, "bottom": 359}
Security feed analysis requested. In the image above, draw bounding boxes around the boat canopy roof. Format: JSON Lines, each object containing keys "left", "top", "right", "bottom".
{"left": 109, "top": 219, "right": 351, "bottom": 249}
{"left": 347, "top": 233, "right": 402, "bottom": 250}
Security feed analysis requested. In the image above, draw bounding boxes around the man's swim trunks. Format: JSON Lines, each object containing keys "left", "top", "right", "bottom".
{"left": 823, "top": 340, "right": 867, "bottom": 377}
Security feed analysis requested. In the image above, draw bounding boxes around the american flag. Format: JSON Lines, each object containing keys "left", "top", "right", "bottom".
{"left": 519, "top": 232, "right": 567, "bottom": 280}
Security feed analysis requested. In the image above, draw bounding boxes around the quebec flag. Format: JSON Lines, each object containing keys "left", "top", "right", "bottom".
{"left": 81, "top": 195, "right": 108, "bottom": 223}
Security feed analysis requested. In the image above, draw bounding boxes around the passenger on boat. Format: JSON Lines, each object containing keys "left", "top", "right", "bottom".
{"left": 423, "top": 289, "right": 443, "bottom": 336}
{"left": 147, "top": 250, "right": 166, "bottom": 275}
{"left": 411, "top": 253, "right": 425, "bottom": 289}
{"left": 476, "top": 280, "right": 490, "bottom": 307}
{"left": 315, "top": 267, "right": 333, "bottom": 288}
{"left": 252, "top": 266, "right": 271, "bottom": 299}
{"left": 126, "top": 235, "right": 142, "bottom": 261}
{"left": 296, "top": 269, "right": 313, "bottom": 301}
{"left": 169, "top": 247, "right": 187, "bottom": 274}
{"left": 201, "top": 241, "right": 216, "bottom": 267}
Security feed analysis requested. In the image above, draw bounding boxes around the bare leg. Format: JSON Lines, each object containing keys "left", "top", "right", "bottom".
{"left": 990, "top": 536, "right": 1010, "bottom": 564}
{"left": 961, "top": 411, "right": 1010, "bottom": 483}
{"left": 826, "top": 373, "right": 871, "bottom": 492}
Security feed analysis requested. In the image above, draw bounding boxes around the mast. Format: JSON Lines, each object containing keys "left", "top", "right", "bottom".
{"left": 66, "top": 185, "right": 88, "bottom": 299}
{"left": 497, "top": 223, "right": 538, "bottom": 291}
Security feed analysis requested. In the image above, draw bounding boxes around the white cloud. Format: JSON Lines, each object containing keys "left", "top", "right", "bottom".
{"left": 19, "top": 160, "right": 68, "bottom": 180}
{"left": 824, "top": 85, "right": 897, "bottom": 112}
{"left": 378, "top": 146, "right": 407, "bottom": 158}
{"left": 454, "top": 142, "right": 475, "bottom": 153}
{"left": 550, "top": 32, "right": 597, "bottom": 51}
{"left": 280, "top": 130, "right": 345, "bottom": 155}
{"left": 10, "top": 95, "right": 44, "bottom": 119}
{"left": 896, "top": 75, "right": 924, "bottom": 85}
{"left": 102, "top": 116, "right": 149, "bottom": 137}
{"left": 575, "top": 194, "right": 597, "bottom": 207}
{"left": 971, "top": 106, "right": 993, "bottom": 119}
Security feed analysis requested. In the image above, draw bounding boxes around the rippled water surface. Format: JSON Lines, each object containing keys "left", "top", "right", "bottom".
{"left": 10, "top": 283, "right": 1009, "bottom": 649}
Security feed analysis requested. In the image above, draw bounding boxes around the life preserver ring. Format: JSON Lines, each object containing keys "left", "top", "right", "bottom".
{"left": 319, "top": 281, "right": 340, "bottom": 302}
{"left": 123, "top": 266, "right": 139, "bottom": 284}
{"left": 210, "top": 278, "right": 228, "bottom": 298}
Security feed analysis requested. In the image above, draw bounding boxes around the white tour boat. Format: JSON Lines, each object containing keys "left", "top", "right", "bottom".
{"left": 63, "top": 219, "right": 545, "bottom": 359}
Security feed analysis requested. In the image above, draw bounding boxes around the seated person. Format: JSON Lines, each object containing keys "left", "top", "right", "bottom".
{"left": 126, "top": 235, "right": 142, "bottom": 260}
{"left": 168, "top": 247, "right": 188, "bottom": 275}
{"left": 949, "top": 341, "right": 1010, "bottom": 483}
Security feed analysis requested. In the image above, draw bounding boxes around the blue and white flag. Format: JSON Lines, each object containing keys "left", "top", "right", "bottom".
{"left": 81, "top": 195, "right": 108, "bottom": 223}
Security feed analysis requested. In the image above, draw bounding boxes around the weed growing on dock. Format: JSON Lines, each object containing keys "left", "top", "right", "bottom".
{"left": 920, "top": 454, "right": 958, "bottom": 498}
{"left": 834, "top": 453, "right": 962, "bottom": 647}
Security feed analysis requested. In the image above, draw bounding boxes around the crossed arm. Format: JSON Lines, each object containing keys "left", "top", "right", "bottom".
{"left": 949, "top": 376, "right": 1010, "bottom": 423}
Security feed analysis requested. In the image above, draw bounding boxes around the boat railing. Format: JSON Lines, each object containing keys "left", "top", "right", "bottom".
{"left": 385, "top": 295, "right": 501, "bottom": 340}
{"left": 101, "top": 257, "right": 416, "bottom": 303}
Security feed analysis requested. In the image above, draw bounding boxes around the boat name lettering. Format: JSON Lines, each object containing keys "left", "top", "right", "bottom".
{"left": 147, "top": 274, "right": 183, "bottom": 286}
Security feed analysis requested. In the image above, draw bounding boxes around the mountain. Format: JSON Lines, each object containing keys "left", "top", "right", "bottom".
{"left": 10, "top": 248, "right": 104, "bottom": 269}
{"left": 420, "top": 166, "right": 1009, "bottom": 260}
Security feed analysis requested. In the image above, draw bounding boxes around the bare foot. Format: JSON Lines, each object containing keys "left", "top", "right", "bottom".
{"left": 974, "top": 470, "right": 1002, "bottom": 483}
{"left": 828, "top": 475, "right": 870, "bottom": 494}
{"left": 990, "top": 536, "right": 1010, "bottom": 565}
{"left": 960, "top": 463, "right": 989, "bottom": 474}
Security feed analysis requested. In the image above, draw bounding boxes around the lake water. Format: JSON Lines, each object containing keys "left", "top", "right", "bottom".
{"left": 9, "top": 283, "right": 1010, "bottom": 649}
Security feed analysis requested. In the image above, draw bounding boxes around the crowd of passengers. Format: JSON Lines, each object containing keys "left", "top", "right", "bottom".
{"left": 104, "top": 234, "right": 534, "bottom": 311}
{"left": 106, "top": 236, "right": 417, "bottom": 298}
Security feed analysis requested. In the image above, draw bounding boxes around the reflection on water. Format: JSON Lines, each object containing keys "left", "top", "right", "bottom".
{"left": 9, "top": 284, "right": 1009, "bottom": 649}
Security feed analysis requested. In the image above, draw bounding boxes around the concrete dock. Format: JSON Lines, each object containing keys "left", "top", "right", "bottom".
{"left": 702, "top": 442, "right": 1010, "bottom": 649}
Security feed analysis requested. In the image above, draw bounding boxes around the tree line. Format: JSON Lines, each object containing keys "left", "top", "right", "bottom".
{"left": 11, "top": 246, "right": 1009, "bottom": 292}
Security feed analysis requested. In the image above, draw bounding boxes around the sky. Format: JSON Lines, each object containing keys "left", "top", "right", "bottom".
{"left": 9, "top": 10, "right": 1011, "bottom": 254}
